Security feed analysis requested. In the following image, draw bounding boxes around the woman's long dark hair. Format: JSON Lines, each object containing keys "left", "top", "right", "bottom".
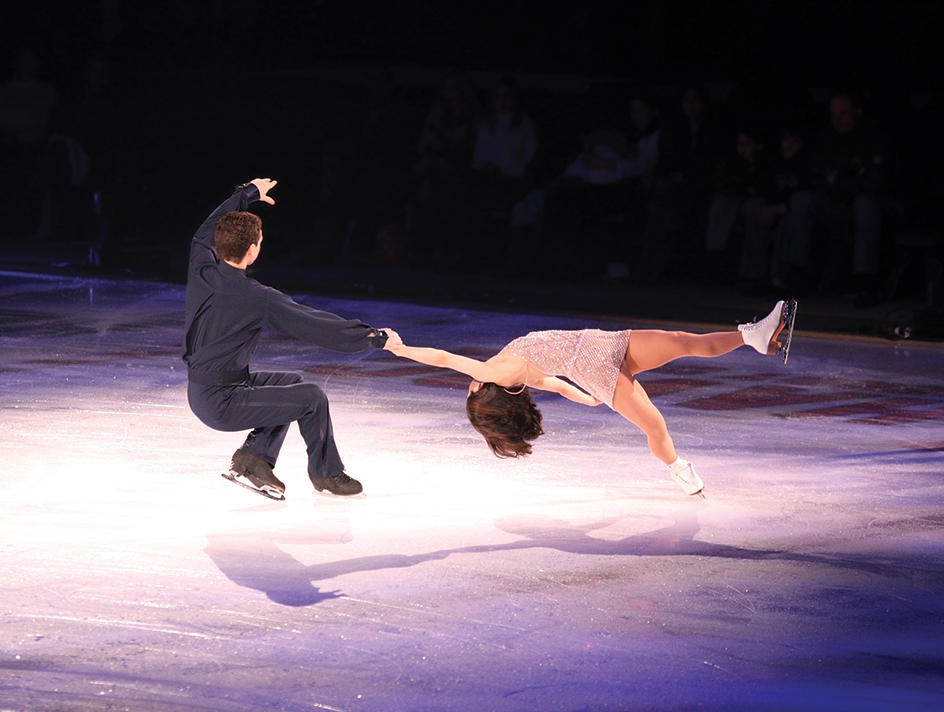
{"left": 466, "top": 382, "right": 544, "bottom": 458}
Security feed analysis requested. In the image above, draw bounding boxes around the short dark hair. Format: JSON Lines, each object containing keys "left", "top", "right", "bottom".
{"left": 629, "top": 86, "right": 659, "bottom": 110}
{"left": 214, "top": 211, "right": 262, "bottom": 262}
{"left": 830, "top": 89, "right": 862, "bottom": 110}
{"left": 466, "top": 382, "right": 545, "bottom": 458}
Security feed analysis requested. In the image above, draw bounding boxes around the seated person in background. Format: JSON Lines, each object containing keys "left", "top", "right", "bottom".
{"left": 415, "top": 70, "right": 480, "bottom": 179}
{"left": 470, "top": 77, "right": 539, "bottom": 213}
{"left": 0, "top": 47, "right": 57, "bottom": 153}
{"left": 407, "top": 70, "right": 481, "bottom": 268}
{"left": 563, "top": 89, "right": 662, "bottom": 187}
{"left": 704, "top": 124, "right": 772, "bottom": 285}
{"left": 779, "top": 90, "right": 885, "bottom": 302}
{"left": 472, "top": 77, "right": 539, "bottom": 181}
{"left": 541, "top": 128, "right": 641, "bottom": 278}
{"left": 639, "top": 85, "right": 720, "bottom": 283}
{"left": 509, "top": 91, "right": 662, "bottom": 230}
{"left": 741, "top": 123, "right": 811, "bottom": 293}
{"left": 505, "top": 90, "right": 663, "bottom": 278}
{"left": 0, "top": 47, "right": 59, "bottom": 238}
{"left": 561, "top": 129, "right": 633, "bottom": 184}
{"left": 625, "top": 91, "right": 662, "bottom": 190}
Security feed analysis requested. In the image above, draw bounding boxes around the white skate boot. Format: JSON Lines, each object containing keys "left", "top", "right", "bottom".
{"left": 738, "top": 299, "right": 797, "bottom": 363}
{"left": 668, "top": 458, "right": 705, "bottom": 498}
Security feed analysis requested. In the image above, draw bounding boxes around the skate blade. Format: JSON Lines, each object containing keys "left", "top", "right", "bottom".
{"left": 222, "top": 473, "right": 286, "bottom": 501}
{"left": 764, "top": 301, "right": 788, "bottom": 355}
{"left": 671, "top": 474, "right": 705, "bottom": 498}
{"left": 312, "top": 487, "right": 367, "bottom": 499}
{"left": 779, "top": 299, "right": 798, "bottom": 364}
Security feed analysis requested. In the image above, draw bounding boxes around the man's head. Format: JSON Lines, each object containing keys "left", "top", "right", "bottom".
{"left": 215, "top": 211, "right": 262, "bottom": 265}
{"left": 829, "top": 93, "right": 862, "bottom": 134}
{"left": 681, "top": 86, "right": 708, "bottom": 123}
{"left": 736, "top": 130, "right": 761, "bottom": 163}
{"left": 630, "top": 95, "right": 659, "bottom": 135}
{"left": 491, "top": 77, "right": 521, "bottom": 117}
{"left": 780, "top": 130, "right": 803, "bottom": 160}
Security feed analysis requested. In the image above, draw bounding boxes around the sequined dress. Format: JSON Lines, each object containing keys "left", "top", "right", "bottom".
{"left": 499, "top": 329, "right": 632, "bottom": 408}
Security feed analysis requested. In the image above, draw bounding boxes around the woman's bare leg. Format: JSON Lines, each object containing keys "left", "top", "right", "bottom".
{"left": 612, "top": 367, "right": 677, "bottom": 464}
{"left": 624, "top": 329, "right": 744, "bottom": 376}
{"left": 613, "top": 363, "right": 706, "bottom": 495}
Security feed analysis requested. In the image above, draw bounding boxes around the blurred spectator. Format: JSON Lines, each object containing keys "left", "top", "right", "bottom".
{"left": 0, "top": 47, "right": 57, "bottom": 145}
{"left": 779, "top": 90, "right": 886, "bottom": 301}
{"left": 314, "top": 64, "right": 410, "bottom": 266}
{"left": 505, "top": 89, "right": 662, "bottom": 278}
{"left": 660, "top": 85, "right": 719, "bottom": 193}
{"left": 0, "top": 47, "right": 58, "bottom": 238}
{"left": 406, "top": 70, "right": 481, "bottom": 268}
{"left": 473, "top": 77, "right": 538, "bottom": 180}
{"left": 625, "top": 91, "right": 662, "bottom": 189}
{"left": 413, "top": 70, "right": 480, "bottom": 202}
{"left": 639, "top": 85, "right": 720, "bottom": 283}
{"left": 469, "top": 77, "right": 539, "bottom": 214}
{"left": 52, "top": 56, "right": 127, "bottom": 248}
{"left": 740, "top": 123, "right": 811, "bottom": 292}
{"left": 540, "top": 127, "right": 640, "bottom": 278}
{"left": 703, "top": 124, "right": 772, "bottom": 284}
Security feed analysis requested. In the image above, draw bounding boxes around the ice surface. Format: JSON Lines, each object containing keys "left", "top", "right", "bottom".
{"left": 1, "top": 270, "right": 943, "bottom": 711}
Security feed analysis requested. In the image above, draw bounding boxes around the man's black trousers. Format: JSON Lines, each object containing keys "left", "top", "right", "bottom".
{"left": 188, "top": 371, "right": 344, "bottom": 480}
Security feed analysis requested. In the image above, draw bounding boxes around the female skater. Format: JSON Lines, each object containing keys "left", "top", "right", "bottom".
{"left": 386, "top": 300, "right": 796, "bottom": 497}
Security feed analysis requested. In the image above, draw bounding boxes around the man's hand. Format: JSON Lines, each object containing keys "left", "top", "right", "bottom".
{"left": 381, "top": 328, "right": 403, "bottom": 351}
{"left": 250, "top": 178, "right": 278, "bottom": 205}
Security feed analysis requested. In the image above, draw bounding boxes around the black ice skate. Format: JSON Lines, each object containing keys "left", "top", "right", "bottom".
{"left": 309, "top": 471, "right": 363, "bottom": 496}
{"left": 222, "top": 449, "right": 286, "bottom": 501}
{"left": 738, "top": 299, "right": 797, "bottom": 364}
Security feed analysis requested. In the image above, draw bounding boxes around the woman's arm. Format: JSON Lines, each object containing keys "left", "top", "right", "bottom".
{"left": 531, "top": 376, "right": 602, "bottom": 406}
{"left": 389, "top": 344, "right": 513, "bottom": 384}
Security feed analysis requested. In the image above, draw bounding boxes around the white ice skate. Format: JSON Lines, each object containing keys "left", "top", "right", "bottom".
{"left": 738, "top": 299, "right": 797, "bottom": 364}
{"left": 669, "top": 459, "right": 705, "bottom": 498}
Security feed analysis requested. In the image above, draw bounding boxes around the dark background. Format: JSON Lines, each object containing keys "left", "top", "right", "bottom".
{"left": 11, "top": 1, "right": 943, "bottom": 84}
{"left": 4, "top": 0, "right": 943, "bottom": 282}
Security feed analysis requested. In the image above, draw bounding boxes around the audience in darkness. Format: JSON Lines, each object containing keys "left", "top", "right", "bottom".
{"left": 0, "top": 47, "right": 59, "bottom": 239}
{"left": 739, "top": 123, "right": 811, "bottom": 294}
{"left": 7, "top": 33, "right": 937, "bottom": 310}
{"left": 704, "top": 123, "right": 772, "bottom": 283}
{"left": 778, "top": 91, "right": 886, "bottom": 304}
{"left": 472, "top": 77, "right": 539, "bottom": 182}
{"left": 405, "top": 70, "right": 481, "bottom": 269}
{"left": 637, "top": 85, "right": 722, "bottom": 284}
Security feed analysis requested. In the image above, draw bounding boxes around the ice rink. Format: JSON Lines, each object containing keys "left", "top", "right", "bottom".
{"left": 2, "top": 269, "right": 943, "bottom": 711}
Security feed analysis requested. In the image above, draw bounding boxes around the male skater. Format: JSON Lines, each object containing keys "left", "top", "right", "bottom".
{"left": 183, "top": 178, "right": 399, "bottom": 500}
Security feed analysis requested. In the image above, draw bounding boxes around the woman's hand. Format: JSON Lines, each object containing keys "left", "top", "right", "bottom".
{"left": 381, "top": 328, "right": 403, "bottom": 351}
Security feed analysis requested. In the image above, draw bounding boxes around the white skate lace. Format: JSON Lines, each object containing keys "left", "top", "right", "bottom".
{"left": 669, "top": 461, "right": 705, "bottom": 496}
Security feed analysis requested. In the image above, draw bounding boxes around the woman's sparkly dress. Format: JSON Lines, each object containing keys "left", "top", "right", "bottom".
{"left": 499, "top": 329, "right": 632, "bottom": 408}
